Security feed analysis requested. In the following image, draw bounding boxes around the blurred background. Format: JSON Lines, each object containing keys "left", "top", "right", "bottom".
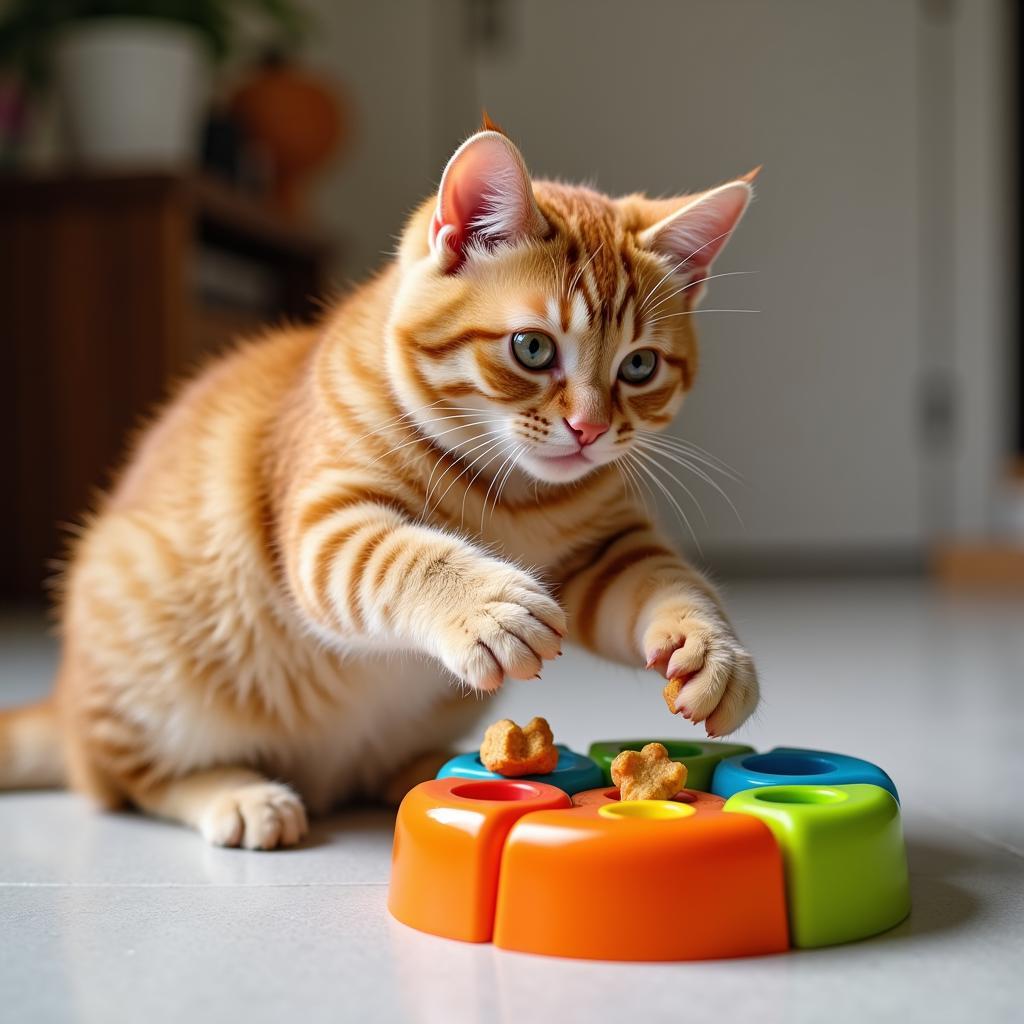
{"left": 0, "top": 0, "right": 1019, "bottom": 600}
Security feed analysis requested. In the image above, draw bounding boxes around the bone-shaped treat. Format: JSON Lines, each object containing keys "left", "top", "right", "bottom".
{"left": 610, "top": 742, "right": 687, "bottom": 801}
{"left": 480, "top": 717, "right": 558, "bottom": 776}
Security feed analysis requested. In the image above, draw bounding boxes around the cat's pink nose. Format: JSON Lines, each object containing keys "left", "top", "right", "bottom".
{"left": 565, "top": 417, "right": 609, "bottom": 447}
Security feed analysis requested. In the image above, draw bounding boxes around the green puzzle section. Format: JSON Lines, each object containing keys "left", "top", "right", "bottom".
{"left": 724, "top": 784, "right": 911, "bottom": 948}
{"left": 588, "top": 739, "right": 755, "bottom": 792}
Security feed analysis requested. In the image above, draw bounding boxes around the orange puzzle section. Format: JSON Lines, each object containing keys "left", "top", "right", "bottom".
{"left": 492, "top": 801, "right": 789, "bottom": 960}
{"left": 388, "top": 778, "right": 571, "bottom": 943}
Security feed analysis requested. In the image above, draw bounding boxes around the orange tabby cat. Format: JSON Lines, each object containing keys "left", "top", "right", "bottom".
{"left": 0, "top": 126, "right": 759, "bottom": 848}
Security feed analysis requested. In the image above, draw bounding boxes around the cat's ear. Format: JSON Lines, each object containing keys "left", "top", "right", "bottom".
{"left": 430, "top": 131, "right": 548, "bottom": 273}
{"left": 638, "top": 172, "right": 756, "bottom": 304}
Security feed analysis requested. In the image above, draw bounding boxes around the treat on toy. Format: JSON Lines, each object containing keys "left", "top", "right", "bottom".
{"left": 610, "top": 742, "right": 687, "bottom": 801}
{"left": 480, "top": 717, "right": 558, "bottom": 776}
{"left": 662, "top": 677, "right": 686, "bottom": 714}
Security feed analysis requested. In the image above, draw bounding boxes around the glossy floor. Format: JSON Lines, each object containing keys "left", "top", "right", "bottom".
{"left": 1, "top": 580, "right": 1022, "bottom": 1023}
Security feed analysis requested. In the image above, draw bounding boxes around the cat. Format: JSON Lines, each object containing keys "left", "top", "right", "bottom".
{"left": 0, "top": 123, "right": 759, "bottom": 849}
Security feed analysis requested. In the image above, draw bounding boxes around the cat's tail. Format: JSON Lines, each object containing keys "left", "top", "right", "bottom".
{"left": 0, "top": 699, "right": 66, "bottom": 790}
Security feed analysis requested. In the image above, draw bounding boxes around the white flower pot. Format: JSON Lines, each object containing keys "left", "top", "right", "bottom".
{"left": 54, "top": 19, "right": 208, "bottom": 168}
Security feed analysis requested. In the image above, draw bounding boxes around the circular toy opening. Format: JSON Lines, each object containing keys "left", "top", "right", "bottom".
{"left": 451, "top": 780, "right": 542, "bottom": 802}
{"left": 752, "top": 787, "right": 846, "bottom": 805}
{"left": 599, "top": 800, "right": 696, "bottom": 821}
{"left": 743, "top": 753, "right": 836, "bottom": 776}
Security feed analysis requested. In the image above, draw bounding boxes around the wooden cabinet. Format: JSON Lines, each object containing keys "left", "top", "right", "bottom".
{"left": 1, "top": 173, "right": 331, "bottom": 601}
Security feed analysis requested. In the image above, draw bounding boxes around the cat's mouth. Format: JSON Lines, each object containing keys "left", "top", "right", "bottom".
{"left": 521, "top": 446, "right": 609, "bottom": 484}
{"left": 534, "top": 451, "right": 591, "bottom": 466}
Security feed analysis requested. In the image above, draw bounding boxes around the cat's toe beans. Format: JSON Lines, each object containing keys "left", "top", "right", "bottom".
{"left": 200, "top": 782, "right": 307, "bottom": 851}
{"left": 460, "top": 642, "right": 505, "bottom": 692}
{"left": 200, "top": 800, "right": 245, "bottom": 848}
{"left": 664, "top": 631, "right": 710, "bottom": 679}
{"left": 675, "top": 647, "right": 758, "bottom": 734}
{"left": 515, "top": 592, "right": 567, "bottom": 641}
{"left": 705, "top": 656, "right": 759, "bottom": 736}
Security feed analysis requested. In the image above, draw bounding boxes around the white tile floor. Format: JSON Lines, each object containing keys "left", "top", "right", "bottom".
{"left": 1, "top": 580, "right": 1022, "bottom": 1023}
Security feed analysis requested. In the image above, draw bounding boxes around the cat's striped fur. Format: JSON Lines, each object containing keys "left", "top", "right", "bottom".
{"left": 0, "top": 127, "right": 759, "bottom": 848}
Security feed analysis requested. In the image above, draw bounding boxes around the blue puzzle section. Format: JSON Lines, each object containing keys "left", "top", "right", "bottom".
{"left": 436, "top": 745, "right": 604, "bottom": 796}
{"left": 711, "top": 746, "right": 899, "bottom": 802}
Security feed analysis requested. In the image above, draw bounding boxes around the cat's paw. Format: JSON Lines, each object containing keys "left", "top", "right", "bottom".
{"left": 643, "top": 610, "right": 759, "bottom": 736}
{"left": 199, "top": 782, "right": 309, "bottom": 850}
{"left": 437, "top": 567, "right": 566, "bottom": 692}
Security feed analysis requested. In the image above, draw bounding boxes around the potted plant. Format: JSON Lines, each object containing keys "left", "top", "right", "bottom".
{"left": 0, "top": 0, "right": 305, "bottom": 167}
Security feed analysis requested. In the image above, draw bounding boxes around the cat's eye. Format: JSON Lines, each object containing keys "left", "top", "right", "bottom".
{"left": 618, "top": 348, "right": 659, "bottom": 384}
{"left": 511, "top": 330, "right": 557, "bottom": 371}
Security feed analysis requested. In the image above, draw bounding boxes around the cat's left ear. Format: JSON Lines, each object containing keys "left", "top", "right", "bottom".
{"left": 430, "top": 131, "right": 549, "bottom": 273}
{"left": 638, "top": 171, "right": 757, "bottom": 305}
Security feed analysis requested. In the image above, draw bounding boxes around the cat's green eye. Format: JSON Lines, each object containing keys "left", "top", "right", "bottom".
{"left": 511, "top": 330, "right": 557, "bottom": 371}
{"left": 618, "top": 348, "right": 659, "bottom": 384}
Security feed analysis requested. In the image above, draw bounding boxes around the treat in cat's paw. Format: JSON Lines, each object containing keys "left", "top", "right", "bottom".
{"left": 480, "top": 716, "right": 558, "bottom": 776}
{"left": 663, "top": 676, "right": 686, "bottom": 714}
{"left": 610, "top": 742, "right": 687, "bottom": 801}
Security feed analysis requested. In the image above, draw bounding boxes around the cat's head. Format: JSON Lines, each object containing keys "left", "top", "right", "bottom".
{"left": 389, "top": 126, "right": 755, "bottom": 485}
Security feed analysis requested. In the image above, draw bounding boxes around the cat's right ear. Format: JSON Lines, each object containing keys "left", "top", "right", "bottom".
{"left": 430, "top": 131, "right": 548, "bottom": 273}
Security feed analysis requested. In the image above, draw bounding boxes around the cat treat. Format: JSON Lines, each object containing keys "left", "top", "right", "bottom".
{"left": 663, "top": 677, "right": 686, "bottom": 714}
{"left": 480, "top": 716, "right": 559, "bottom": 776}
{"left": 610, "top": 742, "right": 687, "bottom": 801}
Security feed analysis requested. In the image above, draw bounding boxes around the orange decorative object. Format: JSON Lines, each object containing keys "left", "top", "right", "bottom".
{"left": 388, "top": 778, "right": 570, "bottom": 943}
{"left": 492, "top": 801, "right": 789, "bottom": 960}
{"left": 229, "top": 55, "right": 347, "bottom": 217}
{"left": 572, "top": 785, "right": 726, "bottom": 815}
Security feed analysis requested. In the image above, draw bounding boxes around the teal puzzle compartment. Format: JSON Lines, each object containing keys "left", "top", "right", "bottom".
{"left": 711, "top": 746, "right": 899, "bottom": 801}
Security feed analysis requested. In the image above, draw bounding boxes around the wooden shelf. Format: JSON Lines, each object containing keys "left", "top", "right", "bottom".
{"left": 932, "top": 543, "right": 1024, "bottom": 588}
{"left": 1, "top": 170, "right": 333, "bottom": 601}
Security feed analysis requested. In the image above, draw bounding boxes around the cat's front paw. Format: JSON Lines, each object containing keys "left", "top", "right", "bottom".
{"left": 437, "top": 567, "right": 566, "bottom": 692}
{"left": 643, "top": 610, "right": 759, "bottom": 736}
{"left": 199, "top": 782, "right": 309, "bottom": 850}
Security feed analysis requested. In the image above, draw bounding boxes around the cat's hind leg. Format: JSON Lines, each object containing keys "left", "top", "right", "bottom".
{"left": 132, "top": 768, "right": 309, "bottom": 850}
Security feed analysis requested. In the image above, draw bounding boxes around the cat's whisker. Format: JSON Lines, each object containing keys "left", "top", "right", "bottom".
{"left": 460, "top": 438, "right": 516, "bottom": 527}
{"left": 630, "top": 447, "right": 709, "bottom": 528}
{"left": 369, "top": 418, "right": 504, "bottom": 465}
{"left": 343, "top": 402, "right": 505, "bottom": 455}
{"left": 339, "top": 398, "right": 449, "bottom": 453}
{"left": 566, "top": 241, "right": 605, "bottom": 299}
{"left": 632, "top": 439, "right": 744, "bottom": 525}
{"left": 427, "top": 434, "right": 510, "bottom": 519}
{"left": 646, "top": 308, "right": 761, "bottom": 329}
{"left": 618, "top": 452, "right": 700, "bottom": 552}
{"left": 622, "top": 452, "right": 654, "bottom": 513}
{"left": 624, "top": 457, "right": 653, "bottom": 517}
{"left": 481, "top": 442, "right": 527, "bottom": 527}
{"left": 626, "top": 451, "right": 703, "bottom": 554}
{"left": 489, "top": 444, "right": 529, "bottom": 523}
{"left": 636, "top": 228, "right": 737, "bottom": 314}
{"left": 635, "top": 439, "right": 740, "bottom": 486}
{"left": 339, "top": 402, "right": 503, "bottom": 458}
{"left": 423, "top": 429, "right": 506, "bottom": 511}
{"left": 615, "top": 457, "right": 646, "bottom": 513}
{"left": 642, "top": 270, "right": 758, "bottom": 320}
{"left": 635, "top": 431, "right": 744, "bottom": 482}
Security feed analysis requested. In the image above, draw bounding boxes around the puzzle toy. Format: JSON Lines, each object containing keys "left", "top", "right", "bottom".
{"left": 390, "top": 740, "right": 910, "bottom": 960}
